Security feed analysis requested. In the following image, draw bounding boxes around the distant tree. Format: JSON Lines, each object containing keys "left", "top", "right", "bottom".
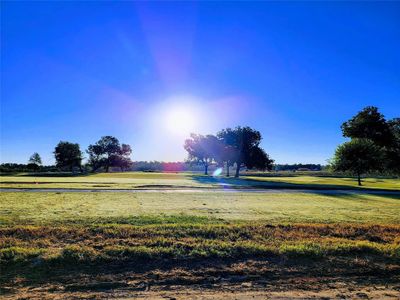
{"left": 274, "top": 164, "right": 323, "bottom": 171}
{"left": 54, "top": 141, "right": 83, "bottom": 172}
{"left": 87, "top": 136, "right": 132, "bottom": 172}
{"left": 184, "top": 134, "right": 221, "bottom": 175}
{"left": 27, "top": 152, "right": 42, "bottom": 172}
{"left": 332, "top": 139, "right": 383, "bottom": 186}
{"left": 28, "top": 152, "right": 42, "bottom": 166}
{"left": 341, "top": 106, "right": 393, "bottom": 147}
{"left": 217, "top": 126, "right": 273, "bottom": 177}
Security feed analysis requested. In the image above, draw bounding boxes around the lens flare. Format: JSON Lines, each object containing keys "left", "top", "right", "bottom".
{"left": 213, "top": 167, "right": 223, "bottom": 177}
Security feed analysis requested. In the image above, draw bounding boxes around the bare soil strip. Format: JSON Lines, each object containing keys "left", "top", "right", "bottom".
{"left": 2, "top": 258, "right": 400, "bottom": 299}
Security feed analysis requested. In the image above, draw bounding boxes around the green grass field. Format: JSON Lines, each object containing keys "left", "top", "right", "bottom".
{"left": 1, "top": 172, "right": 399, "bottom": 190}
{"left": 1, "top": 173, "right": 400, "bottom": 298}
{"left": 1, "top": 191, "right": 399, "bottom": 225}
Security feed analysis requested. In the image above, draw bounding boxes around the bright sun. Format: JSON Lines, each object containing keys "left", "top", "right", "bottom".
{"left": 165, "top": 105, "right": 197, "bottom": 136}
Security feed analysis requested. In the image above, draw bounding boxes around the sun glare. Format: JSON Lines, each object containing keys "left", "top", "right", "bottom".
{"left": 165, "top": 105, "right": 197, "bottom": 136}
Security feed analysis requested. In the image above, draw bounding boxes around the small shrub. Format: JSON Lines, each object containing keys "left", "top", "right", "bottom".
{"left": 60, "top": 245, "right": 99, "bottom": 262}
{"left": 0, "top": 247, "right": 42, "bottom": 263}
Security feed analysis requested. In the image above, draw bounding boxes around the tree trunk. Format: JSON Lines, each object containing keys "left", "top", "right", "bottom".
{"left": 235, "top": 163, "right": 240, "bottom": 178}
{"left": 204, "top": 163, "right": 208, "bottom": 175}
{"left": 106, "top": 164, "right": 110, "bottom": 173}
{"left": 357, "top": 172, "right": 362, "bottom": 186}
{"left": 226, "top": 162, "right": 230, "bottom": 177}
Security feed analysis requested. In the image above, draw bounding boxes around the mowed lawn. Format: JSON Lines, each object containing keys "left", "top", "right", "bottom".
{"left": 245, "top": 175, "right": 400, "bottom": 190}
{"left": 1, "top": 188, "right": 400, "bottom": 297}
{"left": 1, "top": 191, "right": 399, "bottom": 225}
{"left": 1, "top": 172, "right": 400, "bottom": 190}
{"left": 0, "top": 172, "right": 205, "bottom": 189}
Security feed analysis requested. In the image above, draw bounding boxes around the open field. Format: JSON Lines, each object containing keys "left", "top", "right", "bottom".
{"left": 1, "top": 191, "right": 400, "bottom": 225}
{"left": 1, "top": 172, "right": 400, "bottom": 190}
{"left": 1, "top": 174, "right": 400, "bottom": 298}
{"left": 2, "top": 222, "right": 400, "bottom": 299}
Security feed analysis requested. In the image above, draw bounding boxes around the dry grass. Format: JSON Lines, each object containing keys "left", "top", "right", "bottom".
{"left": 1, "top": 185, "right": 400, "bottom": 298}
{"left": 2, "top": 223, "right": 399, "bottom": 266}
{"left": 1, "top": 172, "right": 399, "bottom": 190}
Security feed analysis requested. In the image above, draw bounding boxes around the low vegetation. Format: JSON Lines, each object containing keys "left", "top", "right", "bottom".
{"left": 2, "top": 223, "right": 399, "bottom": 266}
{"left": 1, "top": 191, "right": 399, "bottom": 225}
{"left": 1, "top": 172, "right": 399, "bottom": 190}
{"left": 1, "top": 174, "right": 399, "bottom": 298}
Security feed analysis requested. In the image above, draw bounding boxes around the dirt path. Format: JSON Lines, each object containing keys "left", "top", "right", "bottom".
{"left": 2, "top": 258, "right": 400, "bottom": 299}
{"left": 3, "top": 285, "right": 399, "bottom": 299}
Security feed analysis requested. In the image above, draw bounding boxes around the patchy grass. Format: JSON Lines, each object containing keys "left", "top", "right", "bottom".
{"left": 1, "top": 187, "right": 399, "bottom": 297}
{"left": 1, "top": 223, "right": 399, "bottom": 266}
{"left": 1, "top": 172, "right": 399, "bottom": 190}
{"left": 0, "top": 172, "right": 206, "bottom": 189}
{"left": 245, "top": 175, "right": 400, "bottom": 190}
{"left": 0, "top": 191, "right": 399, "bottom": 225}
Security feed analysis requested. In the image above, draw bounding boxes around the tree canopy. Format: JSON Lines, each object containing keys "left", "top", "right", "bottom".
{"left": 184, "top": 126, "right": 273, "bottom": 177}
{"left": 184, "top": 134, "right": 222, "bottom": 175}
{"left": 338, "top": 106, "right": 399, "bottom": 176}
{"left": 217, "top": 126, "right": 273, "bottom": 177}
{"left": 385, "top": 118, "right": 400, "bottom": 174}
{"left": 87, "top": 136, "right": 133, "bottom": 172}
{"left": 27, "top": 152, "right": 42, "bottom": 172}
{"left": 341, "top": 106, "right": 393, "bottom": 147}
{"left": 28, "top": 152, "right": 42, "bottom": 166}
{"left": 332, "top": 139, "right": 383, "bottom": 186}
{"left": 54, "top": 141, "right": 83, "bottom": 171}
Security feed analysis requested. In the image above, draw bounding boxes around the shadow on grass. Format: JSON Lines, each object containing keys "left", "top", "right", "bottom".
{"left": 2, "top": 255, "right": 399, "bottom": 294}
{"left": 188, "top": 174, "right": 400, "bottom": 194}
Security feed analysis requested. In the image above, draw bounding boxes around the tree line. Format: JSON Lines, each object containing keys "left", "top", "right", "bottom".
{"left": 0, "top": 160, "right": 325, "bottom": 174}
{"left": 331, "top": 106, "right": 399, "bottom": 185}
{"left": 14, "top": 136, "right": 134, "bottom": 173}
{"left": 184, "top": 126, "right": 274, "bottom": 177}
{"left": 1, "top": 107, "right": 398, "bottom": 181}
{"left": 2, "top": 126, "right": 275, "bottom": 177}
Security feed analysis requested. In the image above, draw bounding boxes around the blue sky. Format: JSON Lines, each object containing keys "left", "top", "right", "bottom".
{"left": 1, "top": 1, "right": 399, "bottom": 165}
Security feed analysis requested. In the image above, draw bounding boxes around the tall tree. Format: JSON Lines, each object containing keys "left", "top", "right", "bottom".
{"left": 28, "top": 152, "right": 42, "bottom": 172}
{"left": 219, "top": 144, "right": 236, "bottom": 177}
{"left": 217, "top": 126, "right": 273, "bottom": 177}
{"left": 341, "top": 106, "right": 399, "bottom": 175}
{"left": 216, "top": 128, "right": 236, "bottom": 177}
{"left": 54, "top": 141, "right": 83, "bottom": 171}
{"left": 385, "top": 118, "right": 400, "bottom": 174}
{"left": 184, "top": 134, "right": 221, "bottom": 175}
{"left": 332, "top": 139, "right": 383, "bottom": 186}
{"left": 28, "top": 152, "right": 42, "bottom": 166}
{"left": 341, "top": 106, "right": 393, "bottom": 147}
{"left": 87, "top": 136, "right": 132, "bottom": 172}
